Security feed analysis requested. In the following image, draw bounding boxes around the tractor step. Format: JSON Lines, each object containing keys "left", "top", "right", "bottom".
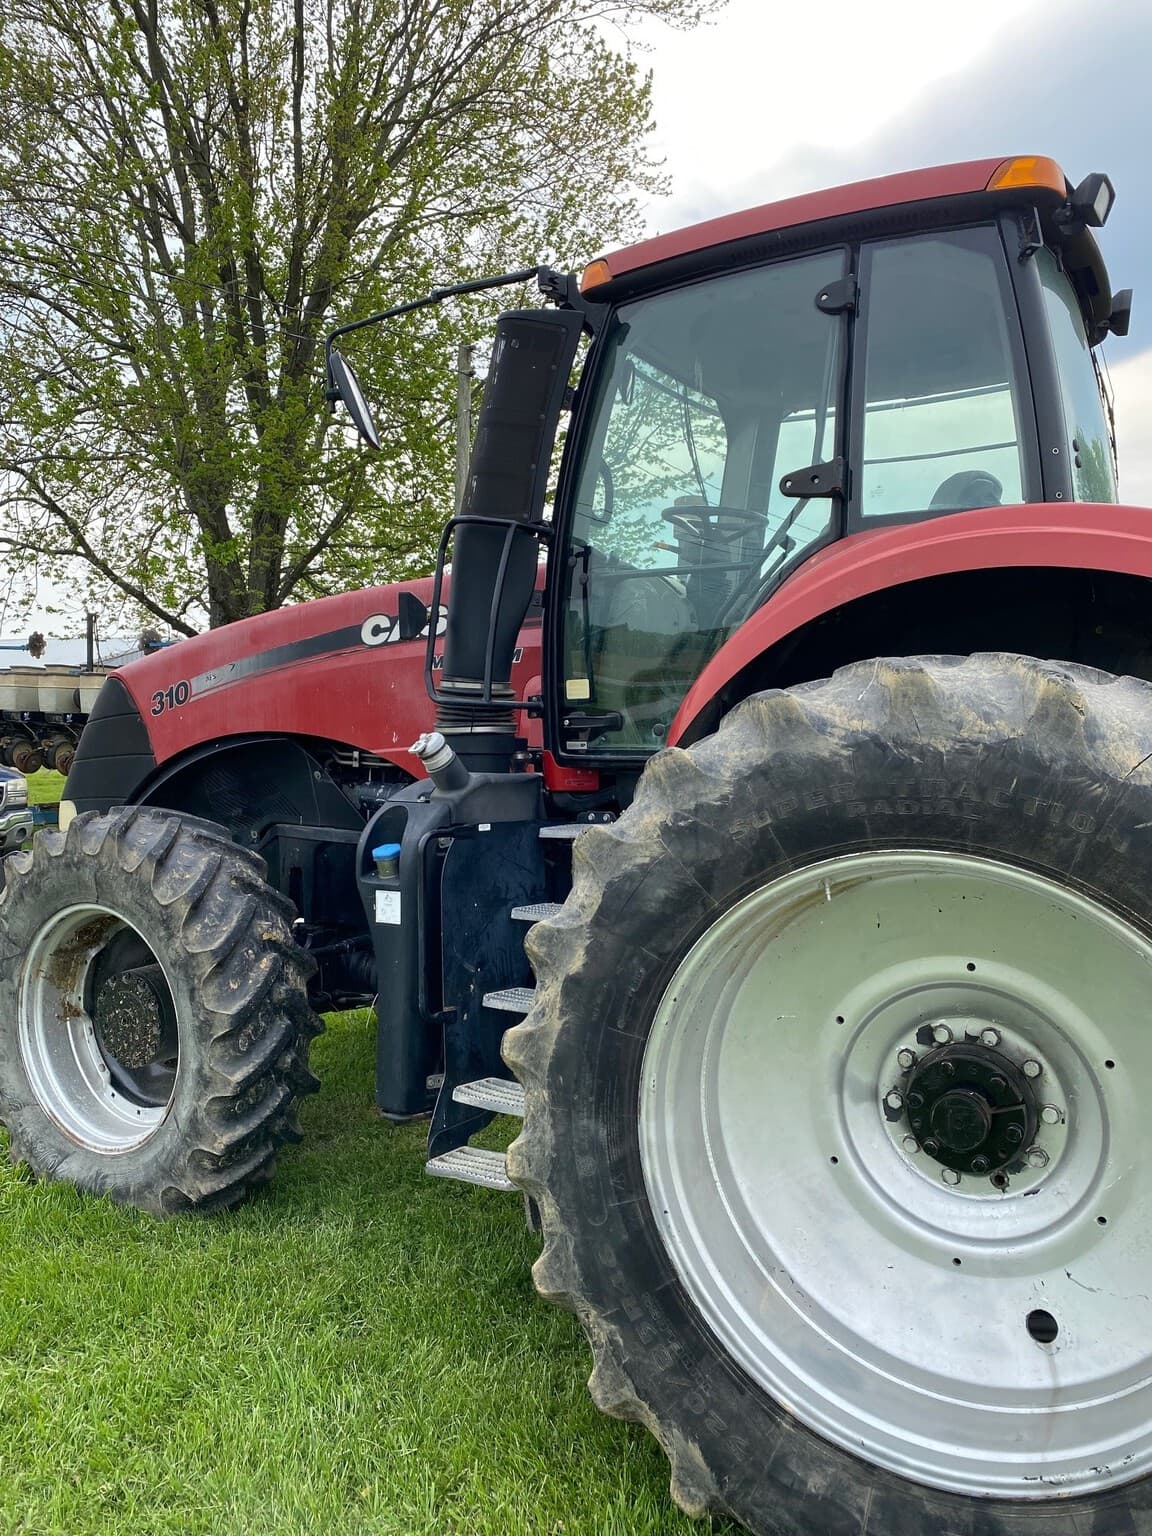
{"left": 482, "top": 986, "right": 537, "bottom": 1013}
{"left": 425, "top": 1146, "right": 515, "bottom": 1192}
{"left": 510, "top": 902, "right": 564, "bottom": 923}
{"left": 452, "top": 1076, "right": 526, "bottom": 1116}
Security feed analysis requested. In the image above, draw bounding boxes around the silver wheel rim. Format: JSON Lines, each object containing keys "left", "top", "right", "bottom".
{"left": 18, "top": 905, "right": 175, "bottom": 1152}
{"left": 639, "top": 850, "right": 1152, "bottom": 1498}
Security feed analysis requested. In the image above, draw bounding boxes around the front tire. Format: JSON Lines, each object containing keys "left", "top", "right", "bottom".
{"left": 0, "top": 807, "right": 321, "bottom": 1214}
{"left": 506, "top": 654, "right": 1152, "bottom": 1534}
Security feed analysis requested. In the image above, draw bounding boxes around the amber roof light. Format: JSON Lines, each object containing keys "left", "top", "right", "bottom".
{"left": 578, "top": 258, "right": 612, "bottom": 295}
{"left": 986, "top": 155, "right": 1067, "bottom": 195}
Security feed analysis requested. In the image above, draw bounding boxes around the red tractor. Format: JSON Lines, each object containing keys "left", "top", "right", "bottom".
{"left": 1, "top": 153, "right": 1147, "bottom": 1533}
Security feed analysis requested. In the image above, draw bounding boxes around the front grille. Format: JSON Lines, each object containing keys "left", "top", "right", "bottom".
{"left": 330, "top": 747, "right": 393, "bottom": 770}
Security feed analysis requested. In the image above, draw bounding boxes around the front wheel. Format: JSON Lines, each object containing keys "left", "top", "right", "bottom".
{"left": 506, "top": 654, "right": 1152, "bottom": 1534}
{"left": 0, "top": 807, "right": 321, "bottom": 1214}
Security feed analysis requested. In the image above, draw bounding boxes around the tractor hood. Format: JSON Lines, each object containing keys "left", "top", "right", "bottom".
{"left": 66, "top": 571, "right": 545, "bottom": 814}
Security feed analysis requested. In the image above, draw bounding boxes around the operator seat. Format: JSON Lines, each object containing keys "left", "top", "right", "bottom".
{"left": 930, "top": 470, "right": 1004, "bottom": 512}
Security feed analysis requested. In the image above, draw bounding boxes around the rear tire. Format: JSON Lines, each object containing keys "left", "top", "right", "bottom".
{"left": 506, "top": 654, "right": 1152, "bottom": 1534}
{"left": 0, "top": 806, "right": 321, "bottom": 1215}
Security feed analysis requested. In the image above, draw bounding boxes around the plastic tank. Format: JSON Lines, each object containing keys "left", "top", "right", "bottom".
{"left": 38, "top": 670, "right": 82, "bottom": 713}
{"left": 0, "top": 667, "right": 44, "bottom": 713}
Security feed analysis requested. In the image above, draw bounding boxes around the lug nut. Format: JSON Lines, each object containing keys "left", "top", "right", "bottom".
{"left": 923, "top": 1137, "right": 941, "bottom": 1155}
{"left": 1023, "top": 1059, "right": 1042, "bottom": 1079}
{"left": 980, "top": 1027, "right": 1001, "bottom": 1047}
{"left": 1026, "top": 1146, "right": 1049, "bottom": 1169}
{"left": 1005, "top": 1125, "right": 1024, "bottom": 1145}
{"left": 1040, "top": 1105, "right": 1062, "bottom": 1125}
{"left": 971, "top": 1155, "right": 991, "bottom": 1174}
{"left": 932, "top": 1023, "right": 953, "bottom": 1045}
{"left": 897, "top": 1048, "right": 917, "bottom": 1070}
{"left": 884, "top": 1090, "right": 904, "bottom": 1112}
{"left": 941, "top": 1168, "right": 961, "bottom": 1186}
{"left": 902, "top": 1135, "right": 919, "bottom": 1153}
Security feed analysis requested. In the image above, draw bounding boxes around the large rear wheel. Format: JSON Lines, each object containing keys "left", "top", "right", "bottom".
{"left": 506, "top": 654, "right": 1152, "bottom": 1534}
{"left": 0, "top": 807, "right": 320, "bottom": 1214}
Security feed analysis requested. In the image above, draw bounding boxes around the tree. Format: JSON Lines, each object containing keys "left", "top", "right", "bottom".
{"left": 0, "top": 0, "right": 719, "bottom": 631}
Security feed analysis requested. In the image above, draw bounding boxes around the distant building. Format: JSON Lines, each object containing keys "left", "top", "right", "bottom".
{"left": 0, "top": 637, "right": 138, "bottom": 668}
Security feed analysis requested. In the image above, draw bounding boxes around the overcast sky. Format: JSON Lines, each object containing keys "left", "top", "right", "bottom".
{"left": 7, "top": 0, "right": 1150, "bottom": 639}
{"left": 630, "top": 0, "right": 1151, "bottom": 500}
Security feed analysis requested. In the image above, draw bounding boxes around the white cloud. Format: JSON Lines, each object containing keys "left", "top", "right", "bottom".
{"left": 1111, "top": 347, "right": 1152, "bottom": 506}
{"left": 634, "top": 0, "right": 1045, "bottom": 230}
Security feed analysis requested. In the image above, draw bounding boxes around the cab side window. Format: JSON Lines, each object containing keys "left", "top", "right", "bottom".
{"left": 857, "top": 229, "right": 1028, "bottom": 520}
{"left": 1036, "top": 247, "right": 1117, "bottom": 503}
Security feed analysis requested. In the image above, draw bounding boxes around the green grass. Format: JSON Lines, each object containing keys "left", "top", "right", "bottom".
{"left": 25, "top": 770, "right": 66, "bottom": 807}
{"left": 0, "top": 1012, "right": 732, "bottom": 1536}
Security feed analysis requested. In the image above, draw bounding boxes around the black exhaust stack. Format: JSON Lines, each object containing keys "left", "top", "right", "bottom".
{"left": 434, "top": 306, "right": 583, "bottom": 771}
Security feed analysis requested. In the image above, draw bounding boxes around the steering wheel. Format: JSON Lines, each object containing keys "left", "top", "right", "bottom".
{"left": 660, "top": 504, "right": 765, "bottom": 543}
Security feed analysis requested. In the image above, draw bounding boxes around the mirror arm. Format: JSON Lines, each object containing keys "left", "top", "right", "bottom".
{"left": 323, "top": 264, "right": 589, "bottom": 444}
{"left": 323, "top": 266, "right": 547, "bottom": 374}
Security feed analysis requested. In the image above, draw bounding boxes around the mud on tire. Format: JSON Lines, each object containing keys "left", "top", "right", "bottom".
{"left": 505, "top": 654, "right": 1152, "bottom": 1536}
{"left": 0, "top": 806, "right": 321, "bottom": 1215}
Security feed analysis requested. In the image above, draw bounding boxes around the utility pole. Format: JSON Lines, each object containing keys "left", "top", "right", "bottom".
{"left": 455, "top": 342, "right": 475, "bottom": 515}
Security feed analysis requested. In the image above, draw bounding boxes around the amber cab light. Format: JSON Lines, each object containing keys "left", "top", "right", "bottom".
{"left": 986, "top": 155, "right": 1067, "bottom": 196}
{"left": 578, "top": 258, "right": 612, "bottom": 294}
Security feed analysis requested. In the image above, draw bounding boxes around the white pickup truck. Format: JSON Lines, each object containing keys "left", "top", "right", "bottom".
{"left": 0, "top": 766, "right": 32, "bottom": 855}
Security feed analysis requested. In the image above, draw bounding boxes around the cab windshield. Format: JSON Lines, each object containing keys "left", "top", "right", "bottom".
{"left": 561, "top": 249, "right": 847, "bottom": 752}
{"left": 559, "top": 225, "right": 1033, "bottom": 754}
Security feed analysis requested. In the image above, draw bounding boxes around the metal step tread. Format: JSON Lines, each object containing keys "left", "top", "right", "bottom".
{"left": 482, "top": 986, "right": 537, "bottom": 1013}
{"left": 510, "top": 901, "right": 565, "bottom": 923}
{"left": 452, "top": 1076, "right": 526, "bottom": 1116}
{"left": 539, "top": 821, "right": 613, "bottom": 839}
{"left": 425, "top": 1145, "right": 515, "bottom": 1192}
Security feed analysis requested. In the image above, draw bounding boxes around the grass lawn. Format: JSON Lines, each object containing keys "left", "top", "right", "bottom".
{"left": 0, "top": 1011, "right": 733, "bottom": 1536}
{"left": 24, "top": 770, "right": 66, "bottom": 808}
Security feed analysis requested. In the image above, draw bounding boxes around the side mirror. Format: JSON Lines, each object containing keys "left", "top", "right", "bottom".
{"left": 327, "top": 349, "right": 381, "bottom": 450}
{"left": 1108, "top": 288, "right": 1133, "bottom": 338}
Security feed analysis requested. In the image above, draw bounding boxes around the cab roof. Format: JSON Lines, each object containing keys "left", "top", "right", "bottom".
{"left": 581, "top": 156, "right": 1070, "bottom": 291}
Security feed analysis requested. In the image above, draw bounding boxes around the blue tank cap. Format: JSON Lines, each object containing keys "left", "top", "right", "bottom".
{"left": 372, "top": 842, "right": 402, "bottom": 860}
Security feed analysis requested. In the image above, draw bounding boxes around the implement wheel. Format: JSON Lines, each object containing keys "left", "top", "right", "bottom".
{"left": 0, "top": 807, "right": 320, "bottom": 1214}
{"left": 506, "top": 654, "right": 1152, "bottom": 1533}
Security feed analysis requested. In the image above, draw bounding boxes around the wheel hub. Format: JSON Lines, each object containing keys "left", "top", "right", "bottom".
{"left": 93, "top": 964, "right": 173, "bottom": 1071}
{"left": 883, "top": 1018, "right": 1064, "bottom": 1193}
{"left": 902, "top": 1042, "right": 1036, "bottom": 1175}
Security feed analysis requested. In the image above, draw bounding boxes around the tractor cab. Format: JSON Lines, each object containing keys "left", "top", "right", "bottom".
{"left": 551, "top": 157, "right": 1126, "bottom": 756}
